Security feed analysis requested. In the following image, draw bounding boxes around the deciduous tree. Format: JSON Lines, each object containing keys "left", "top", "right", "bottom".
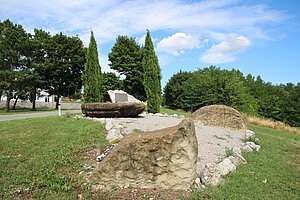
{"left": 0, "top": 19, "right": 29, "bottom": 112}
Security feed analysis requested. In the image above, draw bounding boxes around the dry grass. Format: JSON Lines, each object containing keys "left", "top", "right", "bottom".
{"left": 246, "top": 115, "right": 300, "bottom": 134}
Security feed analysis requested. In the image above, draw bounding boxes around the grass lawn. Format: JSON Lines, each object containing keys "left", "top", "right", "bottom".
{"left": 1, "top": 110, "right": 299, "bottom": 199}
{"left": 190, "top": 124, "right": 300, "bottom": 199}
{"left": 160, "top": 107, "right": 191, "bottom": 117}
{"left": 0, "top": 116, "right": 107, "bottom": 199}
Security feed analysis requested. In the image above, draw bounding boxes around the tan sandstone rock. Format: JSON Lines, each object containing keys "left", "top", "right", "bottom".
{"left": 191, "top": 105, "right": 247, "bottom": 131}
{"left": 88, "top": 119, "right": 198, "bottom": 190}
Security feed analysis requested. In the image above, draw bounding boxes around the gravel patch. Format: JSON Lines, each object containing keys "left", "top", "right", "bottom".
{"left": 90, "top": 113, "right": 246, "bottom": 175}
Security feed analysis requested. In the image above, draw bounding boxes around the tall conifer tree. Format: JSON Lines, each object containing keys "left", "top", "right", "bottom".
{"left": 83, "top": 31, "right": 103, "bottom": 102}
{"left": 143, "top": 30, "right": 161, "bottom": 113}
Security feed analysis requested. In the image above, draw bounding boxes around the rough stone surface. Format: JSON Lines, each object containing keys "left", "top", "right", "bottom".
{"left": 245, "top": 142, "right": 261, "bottom": 152}
{"left": 88, "top": 119, "right": 198, "bottom": 190}
{"left": 241, "top": 145, "right": 254, "bottom": 153}
{"left": 201, "top": 158, "right": 236, "bottom": 186}
{"left": 108, "top": 90, "right": 141, "bottom": 103}
{"left": 81, "top": 102, "right": 145, "bottom": 118}
{"left": 191, "top": 105, "right": 247, "bottom": 131}
{"left": 244, "top": 130, "right": 255, "bottom": 140}
{"left": 217, "top": 158, "right": 236, "bottom": 176}
{"left": 106, "top": 129, "right": 123, "bottom": 142}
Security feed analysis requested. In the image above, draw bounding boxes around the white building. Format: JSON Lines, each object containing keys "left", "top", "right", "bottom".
{"left": 0, "top": 90, "right": 56, "bottom": 103}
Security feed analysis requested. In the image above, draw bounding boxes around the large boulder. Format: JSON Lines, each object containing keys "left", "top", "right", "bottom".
{"left": 82, "top": 102, "right": 145, "bottom": 118}
{"left": 88, "top": 119, "right": 198, "bottom": 190}
{"left": 191, "top": 105, "right": 247, "bottom": 131}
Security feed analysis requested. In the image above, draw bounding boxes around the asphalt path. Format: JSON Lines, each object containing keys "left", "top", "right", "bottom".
{"left": 0, "top": 110, "right": 81, "bottom": 121}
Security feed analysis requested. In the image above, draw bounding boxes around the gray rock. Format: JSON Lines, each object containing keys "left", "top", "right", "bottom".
{"left": 232, "top": 147, "right": 242, "bottom": 155}
{"left": 217, "top": 158, "right": 236, "bottom": 176}
{"left": 244, "top": 130, "right": 255, "bottom": 140}
{"left": 194, "top": 177, "right": 202, "bottom": 187}
{"left": 241, "top": 144, "right": 253, "bottom": 152}
{"left": 201, "top": 163, "right": 221, "bottom": 186}
{"left": 254, "top": 138, "right": 260, "bottom": 145}
{"left": 106, "top": 128, "right": 123, "bottom": 142}
{"left": 254, "top": 145, "right": 261, "bottom": 152}
{"left": 83, "top": 164, "right": 95, "bottom": 171}
{"left": 246, "top": 141, "right": 256, "bottom": 149}
{"left": 105, "top": 119, "right": 114, "bottom": 130}
{"left": 154, "top": 113, "right": 163, "bottom": 117}
{"left": 96, "top": 144, "right": 117, "bottom": 162}
{"left": 172, "top": 114, "right": 178, "bottom": 117}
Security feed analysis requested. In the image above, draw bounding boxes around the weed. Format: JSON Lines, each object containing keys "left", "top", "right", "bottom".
{"left": 133, "top": 128, "right": 144, "bottom": 133}
{"left": 225, "top": 148, "right": 234, "bottom": 157}
{"left": 63, "top": 112, "right": 73, "bottom": 118}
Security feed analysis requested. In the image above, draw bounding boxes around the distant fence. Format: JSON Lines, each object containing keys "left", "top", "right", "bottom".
{"left": 0, "top": 100, "right": 81, "bottom": 110}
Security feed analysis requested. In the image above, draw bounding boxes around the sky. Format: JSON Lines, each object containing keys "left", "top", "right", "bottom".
{"left": 1, "top": 0, "right": 300, "bottom": 88}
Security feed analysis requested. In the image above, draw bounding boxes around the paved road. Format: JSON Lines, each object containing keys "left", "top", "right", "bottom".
{"left": 0, "top": 110, "right": 81, "bottom": 121}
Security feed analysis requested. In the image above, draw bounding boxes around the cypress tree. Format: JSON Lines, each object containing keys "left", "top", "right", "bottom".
{"left": 83, "top": 31, "right": 103, "bottom": 102}
{"left": 143, "top": 30, "right": 162, "bottom": 113}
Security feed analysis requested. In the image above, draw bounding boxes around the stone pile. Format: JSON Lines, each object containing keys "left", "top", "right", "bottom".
{"left": 197, "top": 129, "right": 261, "bottom": 187}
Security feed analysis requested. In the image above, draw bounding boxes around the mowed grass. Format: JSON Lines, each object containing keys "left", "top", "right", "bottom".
{"left": 190, "top": 124, "right": 300, "bottom": 200}
{"left": 160, "top": 107, "right": 191, "bottom": 117}
{"left": 0, "top": 116, "right": 107, "bottom": 199}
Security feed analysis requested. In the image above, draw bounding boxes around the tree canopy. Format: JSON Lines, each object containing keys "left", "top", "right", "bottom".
{"left": 108, "top": 35, "right": 146, "bottom": 100}
{"left": 0, "top": 19, "right": 29, "bottom": 111}
{"left": 164, "top": 66, "right": 300, "bottom": 126}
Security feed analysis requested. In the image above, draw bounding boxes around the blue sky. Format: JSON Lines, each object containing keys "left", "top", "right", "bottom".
{"left": 1, "top": 0, "right": 299, "bottom": 87}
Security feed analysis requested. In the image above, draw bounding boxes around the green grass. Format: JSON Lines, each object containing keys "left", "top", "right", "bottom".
{"left": 0, "top": 116, "right": 107, "bottom": 199}
{"left": 160, "top": 107, "right": 191, "bottom": 117}
{"left": 0, "top": 108, "right": 56, "bottom": 115}
{"left": 190, "top": 124, "right": 300, "bottom": 200}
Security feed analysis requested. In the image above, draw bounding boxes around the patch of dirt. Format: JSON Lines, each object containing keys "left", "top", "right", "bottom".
{"left": 91, "top": 187, "right": 191, "bottom": 200}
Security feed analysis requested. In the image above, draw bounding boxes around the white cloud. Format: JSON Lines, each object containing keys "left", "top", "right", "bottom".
{"left": 201, "top": 34, "right": 251, "bottom": 64}
{"left": 201, "top": 53, "right": 236, "bottom": 64}
{"left": 0, "top": 0, "right": 287, "bottom": 45}
{"left": 157, "top": 33, "right": 200, "bottom": 56}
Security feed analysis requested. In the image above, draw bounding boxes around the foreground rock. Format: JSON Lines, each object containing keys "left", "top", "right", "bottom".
{"left": 82, "top": 102, "right": 145, "bottom": 118}
{"left": 88, "top": 119, "right": 198, "bottom": 190}
{"left": 192, "top": 105, "right": 247, "bottom": 131}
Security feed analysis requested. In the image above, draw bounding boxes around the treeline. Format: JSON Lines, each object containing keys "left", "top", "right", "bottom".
{"left": 1, "top": 19, "right": 162, "bottom": 113}
{"left": 164, "top": 66, "right": 300, "bottom": 127}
